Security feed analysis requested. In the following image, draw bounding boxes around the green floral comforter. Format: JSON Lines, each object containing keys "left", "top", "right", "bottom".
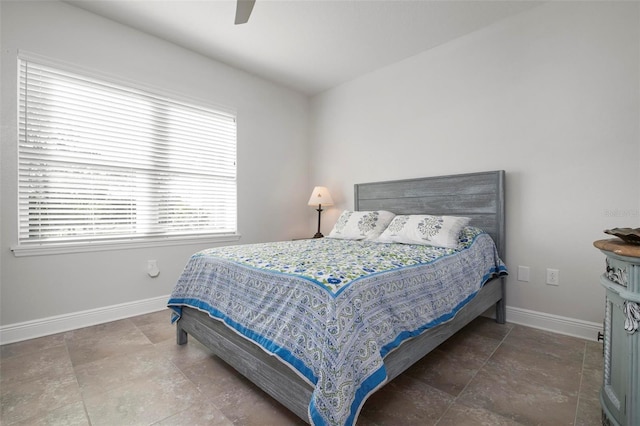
{"left": 168, "top": 227, "right": 507, "bottom": 426}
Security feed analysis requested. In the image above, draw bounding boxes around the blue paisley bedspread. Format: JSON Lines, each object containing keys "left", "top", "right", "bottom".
{"left": 167, "top": 227, "right": 507, "bottom": 426}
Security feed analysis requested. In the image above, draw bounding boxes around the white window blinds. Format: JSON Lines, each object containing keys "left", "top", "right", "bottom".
{"left": 18, "top": 59, "right": 237, "bottom": 247}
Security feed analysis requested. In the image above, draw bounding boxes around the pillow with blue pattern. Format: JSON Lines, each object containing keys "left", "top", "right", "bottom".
{"left": 327, "top": 210, "right": 395, "bottom": 240}
{"left": 375, "top": 214, "right": 470, "bottom": 248}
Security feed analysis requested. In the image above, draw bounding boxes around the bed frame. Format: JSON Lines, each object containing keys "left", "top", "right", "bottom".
{"left": 176, "top": 170, "right": 506, "bottom": 422}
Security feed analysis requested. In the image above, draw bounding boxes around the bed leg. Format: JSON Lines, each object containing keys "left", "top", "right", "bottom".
{"left": 177, "top": 322, "right": 188, "bottom": 345}
{"left": 495, "top": 277, "right": 506, "bottom": 324}
{"left": 496, "top": 299, "right": 506, "bottom": 324}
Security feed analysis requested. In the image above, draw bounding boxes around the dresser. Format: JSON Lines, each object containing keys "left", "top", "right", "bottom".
{"left": 594, "top": 239, "right": 640, "bottom": 426}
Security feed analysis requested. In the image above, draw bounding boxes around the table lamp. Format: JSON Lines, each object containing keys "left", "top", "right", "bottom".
{"left": 307, "top": 186, "right": 334, "bottom": 238}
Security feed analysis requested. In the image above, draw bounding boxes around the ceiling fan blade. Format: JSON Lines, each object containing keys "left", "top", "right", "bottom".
{"left": 235, "top": 0, "right": 255, "bottom": 25}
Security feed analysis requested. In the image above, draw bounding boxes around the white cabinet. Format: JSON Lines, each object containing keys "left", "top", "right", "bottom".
{"left": 594, "top": 239, "right": 640, "bottom": 426}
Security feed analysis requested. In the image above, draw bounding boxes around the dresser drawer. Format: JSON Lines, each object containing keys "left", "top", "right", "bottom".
{"left": 605, "top": 257, "right": 629, "bottom": 288}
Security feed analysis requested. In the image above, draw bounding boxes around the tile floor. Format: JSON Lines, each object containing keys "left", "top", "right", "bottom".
{"left": 1, "top": 311, "right": 603, "bottom": 426}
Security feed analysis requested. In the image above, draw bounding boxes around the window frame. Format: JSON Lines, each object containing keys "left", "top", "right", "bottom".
{"left": 11, "top": 53, "right": 240, "bottom": 257}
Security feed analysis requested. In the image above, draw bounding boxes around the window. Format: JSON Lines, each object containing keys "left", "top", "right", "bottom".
{"left": 16, "top": 58, "right": 237, "bottom": 253}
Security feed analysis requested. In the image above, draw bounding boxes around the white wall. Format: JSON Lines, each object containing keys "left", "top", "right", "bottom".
{"left": 0, "top": 1, "right": 310, "bottom": 329}
{"left": 310, "top": 2, "right": 640, "bottom": 326}
{"left": 2, "top": 1, "right": 638, "bottom": 341}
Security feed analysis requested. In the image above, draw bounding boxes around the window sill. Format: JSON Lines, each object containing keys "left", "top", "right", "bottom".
{"left": 10, "top": 234, "right": 241, "bottom": 257}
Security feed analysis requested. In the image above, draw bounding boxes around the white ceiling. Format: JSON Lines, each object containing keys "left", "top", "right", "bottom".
{"left": 66, "top": 0, "right": 542, "bottom": 95}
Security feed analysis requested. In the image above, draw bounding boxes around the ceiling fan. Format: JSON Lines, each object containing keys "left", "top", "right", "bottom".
{"left": 235, "top": 0, "right": 256, "bottom": 25}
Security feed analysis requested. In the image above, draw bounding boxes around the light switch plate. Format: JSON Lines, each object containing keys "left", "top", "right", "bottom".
{"left": 517, "top": 266, "right": 530, "bottom": 282}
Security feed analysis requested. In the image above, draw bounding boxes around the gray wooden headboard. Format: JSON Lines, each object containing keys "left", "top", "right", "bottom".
{"left": 354, "top": 170, "right": 505, "bottom": 258}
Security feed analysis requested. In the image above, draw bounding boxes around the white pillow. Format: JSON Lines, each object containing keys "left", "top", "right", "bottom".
{"left": 376, "top": 214, "right": 470, "bottom": 248}
{"left": 327, "top": 210, "right": 396, "bottom": 240}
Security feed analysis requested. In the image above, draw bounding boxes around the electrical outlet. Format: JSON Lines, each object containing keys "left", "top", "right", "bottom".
{"left": 147, "top": 260, "right": 160, "bottom": 278}
{"left": 546, "top": 268, "right": 559, "bottom": 286}
{"left": 517, "top": 266, "right": 530, "bottom": 282}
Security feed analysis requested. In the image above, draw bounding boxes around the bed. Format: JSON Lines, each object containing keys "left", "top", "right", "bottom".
{"left": 168, "top": 170, "right": 506, "bottom": 426}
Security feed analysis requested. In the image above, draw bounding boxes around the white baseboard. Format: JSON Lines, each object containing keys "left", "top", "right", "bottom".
{"left": 0, "top": 300, "right": 603, "bottom": 346}
{"left": 504, "top": 306, "right": 602, "bottom": 342}
{"left": 0, "top": 295, "right": 170, "bottom": 345}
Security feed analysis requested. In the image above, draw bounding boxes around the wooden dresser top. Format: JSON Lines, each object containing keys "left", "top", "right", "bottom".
{"left": 594, "top": 238, "right": 640, "bottom": 258}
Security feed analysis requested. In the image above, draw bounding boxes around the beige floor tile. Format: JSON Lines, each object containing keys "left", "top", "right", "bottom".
{"left": 360, "top": 374, "right": 454, "bottom": 426}
{"left": 213, "top": 380, "right": 306, "bottom": 426}
{"left": 0, "top": 333, "right": 66, "bottom": 361}
{"left": 579, "top": 366, "right": 603, "bottom": 403}
{"left": 458, "top": 367, "right": 578, "bottom": 426}
{"left": 404, "top": 347, "right": 481, "bottom": 397}
{"left": 154, "top": 335, "right": 214, "bottom": 368}
{"left": 83, "top": 371, "right": 200, "bottom": 426}
{"left": 583, "top": 341, "right": 604, "bottom": 370}
{"left": 502, "top": 325, "right": 586, "bottom": 363}
{"left": 355, "top": 413, "right": 381, "bottom": 425}
{"left": 0, "top": 312, "right": 605, "bottom": 426}
{"left": 0, "top": 345, "right": 74, "bottom": 385}
{"left": 460, "top": 316, "right": 514, "bottom": 341}
{"left": 437, "top": 402, "right": 526, "bottom": 426}
{"left": 406, "top": 331, "right": 500, "bottom": 397}
{"left": 485, "top": 343, "right": 583, "bottom": 394}
{"left": 574, "top": 398, "right": 603, "bottom": 426}
{"left": 131, "top": 310, "right": 176, "bottom": 344}
{"left": 11, "top": 401, "right": 89, "bottom": 426}
{"left": 64, "top": 319, "right": 154, "bottom": 367}
{"left": 1, "top": 372, "right": 83, "bottom": 425}
{"left": 153, "top": 400, "right": 234, "bottom": 425}
{"left": 179, "top": 353, "right": 252, "bottom": 397}
{"left": 74, "top": 346, "right": 182, "bottom": 399}
{"left": 438, "top": 321, "right": 505, "bottom": 353}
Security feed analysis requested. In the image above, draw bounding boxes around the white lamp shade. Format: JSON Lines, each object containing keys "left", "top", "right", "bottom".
{"left": 307, "top": 186, "right": 334, "bottom": 207}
